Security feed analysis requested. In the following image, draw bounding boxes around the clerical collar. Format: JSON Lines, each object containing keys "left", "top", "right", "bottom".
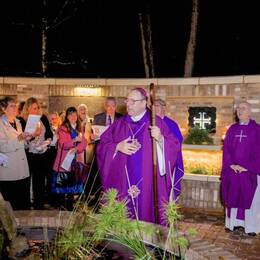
{"left": 131, "top": 110, "right": 146, "bottom": 122}
{"left": 239, "top": 120, "right": 250, "bottom": 125}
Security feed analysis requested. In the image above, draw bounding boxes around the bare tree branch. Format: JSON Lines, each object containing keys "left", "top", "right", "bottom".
{"left": 49, "top": 12, "right": 77, "bottom": 30}
{"left": 48, "top": 0, "right": 72, "bottom": 29}
{"left": 48, "top": 0, "right": 83, "bottom": 30}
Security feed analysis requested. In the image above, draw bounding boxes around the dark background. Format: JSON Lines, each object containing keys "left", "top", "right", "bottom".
{"left": 1, "top": 0, "right": 260, "bottom": 78}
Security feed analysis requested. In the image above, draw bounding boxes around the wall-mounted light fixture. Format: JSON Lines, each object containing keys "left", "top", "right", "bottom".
{"left": 74, "top": 85, "right": 101, "bottom": 96}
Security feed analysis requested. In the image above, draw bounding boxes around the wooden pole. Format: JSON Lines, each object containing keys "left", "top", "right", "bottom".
{"left": 150, "top": 83, "right": 159, "bottom": 224}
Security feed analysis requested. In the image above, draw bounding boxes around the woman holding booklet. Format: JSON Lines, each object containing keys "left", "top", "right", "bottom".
{"left": 0, "top": 97, "right": 30, "bottom": 209}
{"left": 52, "top": 106, "right": 86, "bottom": 210}
{"left": 23, "top": 97, "right": 53, "bottom": 209}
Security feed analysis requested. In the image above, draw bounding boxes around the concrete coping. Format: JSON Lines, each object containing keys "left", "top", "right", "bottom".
{"left": 182, "top": 144, "right": 222, "bottom": 151}
{"left": 184, "top": 174, "right": 220, "bottom": 182}
{"left": 1, "top": 74, "right": 260, "bottom": 86}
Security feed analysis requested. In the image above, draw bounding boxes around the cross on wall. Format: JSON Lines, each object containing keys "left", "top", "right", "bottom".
{"left": 193, "top": 112, "right": 212, "bottom": 129}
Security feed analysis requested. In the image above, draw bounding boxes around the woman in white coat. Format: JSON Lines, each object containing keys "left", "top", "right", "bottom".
{"left": 0, "top": 97, "right": 30, "bottom": 209}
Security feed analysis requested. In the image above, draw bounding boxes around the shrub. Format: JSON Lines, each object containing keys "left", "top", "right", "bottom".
{"left": 184, "top": 126, "right": 213, "bottom": 145}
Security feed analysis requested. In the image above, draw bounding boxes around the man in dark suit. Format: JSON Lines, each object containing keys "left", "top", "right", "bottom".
{"left": 87, "top": 97, "right": 122, "bottom": 206}
{"left": 93, "top": 96, "right": 122, "bottom": 126}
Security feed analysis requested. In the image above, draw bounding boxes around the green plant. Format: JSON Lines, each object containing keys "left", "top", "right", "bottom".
{"left": 184, "top": 126, "right": 213, "bottom": 145}
{"left": 162, "top": 201, "right": 197, "bottom": 259}
{"left": 163, "top": 201, "right": 186, "bottom": 259}
{"left": 184, "top": 162, "right": 220, "bottom": 175}
{"left": 190, "top": 167, "right": 209, "bottom": 175}
{"left": 50, "top": 202, "right": 99, "bottom": 259}
{"left": 50, "top": 189, "right": 153, "bottom": 259}
{"left": 49, "top": 188, "right": 194, "bottom": 259}
{"left": 93, "top": 189, "right": 153, "bottom": 259}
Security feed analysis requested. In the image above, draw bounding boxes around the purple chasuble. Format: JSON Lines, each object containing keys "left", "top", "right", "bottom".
{"left": 163, "top": 116, "right": 184, "bottom": 200}
{"left": 221, "top": 119, "right": 260, "bottom": 219}
{"left": 96, "top": 110, "right": 180, "bottom": 225}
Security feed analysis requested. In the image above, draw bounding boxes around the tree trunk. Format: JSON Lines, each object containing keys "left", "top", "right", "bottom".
{"left": 184, "top": 0, "right": 199, "bottom": 77}
{"left": 139, "top": 13, "right": 150, "bottom": 78}
{"left": 146, "top": 12, "right": 155, "bottom": 78}
{"left": 41, "top": 0, "right": 48, "bottom": 77}
{"left": 41, "top": 18, "right": 47, "bottom": 77}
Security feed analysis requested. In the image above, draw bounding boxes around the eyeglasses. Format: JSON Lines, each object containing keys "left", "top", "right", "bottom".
{"left": 124, "top": 98, "right": 146, "bottom": 105}
{"left": 237, "top": 107, "right": 248, "bottom": 111}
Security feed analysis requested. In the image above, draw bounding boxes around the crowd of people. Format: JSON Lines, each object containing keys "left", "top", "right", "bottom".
{"left": 0, "top": 90, "right": 259, "bottom": 235}
{"left": 0, "top": 95, "right": 123, "bottom": 211}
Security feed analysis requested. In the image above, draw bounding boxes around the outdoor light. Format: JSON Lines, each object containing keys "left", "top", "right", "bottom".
{"left": 74, "top": 85, "right": 101, "bottom": 96}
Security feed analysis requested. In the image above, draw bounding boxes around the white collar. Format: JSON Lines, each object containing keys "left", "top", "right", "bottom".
{"left": 1, "top": 115, "right": 8, "bottom": 125}
{"left": 131, "top": 110, "right": 146, "bottom": 122}
{"left": 239, "top": 120, "right": 250, "bottom": 125}
{"left": 0, "top": 115, "right": 16, "bottom": 126}
{"left": 71, "top": 123, "right": 77, "bottom": 129}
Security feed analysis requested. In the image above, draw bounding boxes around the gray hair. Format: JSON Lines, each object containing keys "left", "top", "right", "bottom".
{"left": 155, "top": 98, "right": 166, "bottom": 106}
{"left": 77, "top": 103, "right": 88, "bottom": 110}
{"left": 237, "top": 101, "right": 252, "bottom": 110}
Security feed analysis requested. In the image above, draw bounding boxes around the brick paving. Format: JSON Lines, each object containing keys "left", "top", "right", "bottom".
{"left": 179, "top": 210, "right": 260, "bottom": 260}
{"left": 13, "top": 209, "right": 260, "bottom": 260}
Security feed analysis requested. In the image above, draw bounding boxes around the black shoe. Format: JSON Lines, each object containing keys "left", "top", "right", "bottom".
{"left": 234, "top": 226, "right": 244, "bottom": 231}
{"left": 247, "top": 232, "right": 256, "bottom": 237}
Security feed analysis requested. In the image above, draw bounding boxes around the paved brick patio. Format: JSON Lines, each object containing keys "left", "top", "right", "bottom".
{"left": 179, "top": 210, "right": 260, "bottom": 260}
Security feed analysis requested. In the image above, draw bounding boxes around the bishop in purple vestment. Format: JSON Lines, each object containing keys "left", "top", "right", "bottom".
{"left": 96, "top": 88, "right": 180, "bottom": 225}
{"left": 221, "top": 102, "right": 260, "bottom": 235}
{"left": 155, "top": 98, "right": 184, "bottom": 200}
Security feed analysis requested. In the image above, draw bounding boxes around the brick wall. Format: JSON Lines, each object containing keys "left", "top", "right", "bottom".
{"left": 2, "top": 76, "right": 260, "bottom": 144}
{"left": 179, "top": 175, "right": 223, "bottom": 212}
{"left": 167, "top": 97, "right": 234, "bottom": 144}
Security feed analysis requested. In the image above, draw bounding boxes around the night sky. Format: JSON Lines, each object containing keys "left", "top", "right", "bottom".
{"left": 1, "top": 0, "right": 260, "bottom": 78}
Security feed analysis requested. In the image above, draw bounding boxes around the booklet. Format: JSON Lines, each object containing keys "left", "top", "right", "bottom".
{"left": 91, "top": 125, "right": 109, "bottom": 140}
{"left": 24, "top": 115, "right": 41, "bottom": 134}
{"left": 61, "top": 151, "right": 75, "bottom": 171}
